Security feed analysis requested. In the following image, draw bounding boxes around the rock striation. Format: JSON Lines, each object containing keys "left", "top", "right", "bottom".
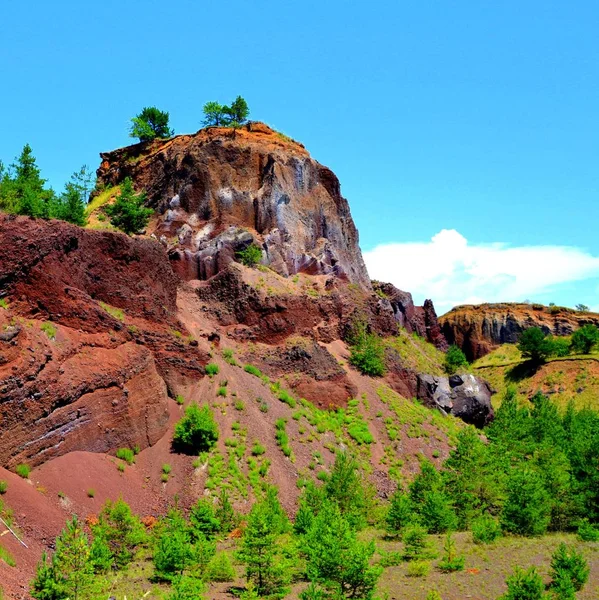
{"left": 96, "top": 122, "right": 371, "bottom": 288}
{"left": 440, "top": 303, "right": 599, "bottom": 360}
{"left": 0, "top": 215, "right": 206, "bottom": 467}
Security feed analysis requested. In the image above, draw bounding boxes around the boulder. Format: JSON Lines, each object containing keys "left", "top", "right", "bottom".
{"left": 417, "top": 372, "right": 494, "bottom": 427}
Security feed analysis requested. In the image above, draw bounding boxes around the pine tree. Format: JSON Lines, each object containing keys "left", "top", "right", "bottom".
{"left": 130, "top": 107, "right": 174, "bottom": 142}
{"left": 237, "top": 498, "right": 290, "bottom": 597}
{"left": 105, "top": 178, "right": 152, "bottom": 235}
{"left": 31, "top": 517, "right": 95, "bottom": 600}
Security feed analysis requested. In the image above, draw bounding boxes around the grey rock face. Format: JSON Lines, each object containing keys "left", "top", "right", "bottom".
{"left": 417, "top": 372, "right": 494, "bottom": 428}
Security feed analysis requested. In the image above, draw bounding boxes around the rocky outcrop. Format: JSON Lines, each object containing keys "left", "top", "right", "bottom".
{"left": 96, "top": 122, "right": 371, "bottom": 288}
{"left": 440, "top": 303, "right": 599, "bottom": 360}
{"left": 417, "top": 373, "right": 494, "bottom": 427}
{"left": 373, "top": 281, "right": 448, "bottom": 350}
{"left": 0, "top": 215, "right": 207, "bottom": 467}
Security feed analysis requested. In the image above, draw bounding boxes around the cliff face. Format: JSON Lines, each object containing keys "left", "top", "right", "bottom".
{"left": 96, "top": 122, "right": 371, "bottom": 288}
{"left": 0, "top": 215, "right": 206, "bottom": 467}
{"left": 440, "top": 303, "right": 599, "bottom": 360}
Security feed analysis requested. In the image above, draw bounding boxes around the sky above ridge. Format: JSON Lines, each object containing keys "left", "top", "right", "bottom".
{"left": 1, "top": 1, "right": 598, "bottom": 314}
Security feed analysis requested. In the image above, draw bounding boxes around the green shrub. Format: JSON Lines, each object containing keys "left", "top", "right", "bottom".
{"left": 244, "top": 364, "right": 263, "bottom": 377}
{"left": 502, "top": 566, "right": 545, "bottom": 600}
{"left": 234, "top": 400, "right": 245, "bottom": 411}
{"left": 175, "top": 395, "right": 185, "bottom": 405}
{"left": 207, "top": 551, "right": 236, "bottom": 582}
{"left": 444, "top": 345, "right": 469, "bottom": 374}
{"left": 15, "top": 464, "right": 30, "bottom": 479}
{"left": 347, "top": 421, "right": 374, "bottom": 445}
{"left": 173, "top": 404, "right": 219, "bottom": 454}
{"left": 549, "top": 543, "right": 589, "bottom": 592}
{"left": 252, "top": 442, "right": 266, "bottom": 456}
{"left": 236, "top": 244, "right": 263, "bottom": 267}
{"left": 222, "top": 349, "right": 237, "bottom": 365}
{"left": 87, "top": 488, "right": 95, "bottom": 498}
{"left": 161, "top": 473, "right": 169, "bottom": 483}
{"left": 576, "top": 520, "right": 599, "bottom": 542}
{"left": 0, "top": 298, "right": 8, "bottom": 309}
{"left": 117, "top": 463, "right": 125, "bottom": 473}
{"left": 407, "top": 560, "right": 430, "bottom": 577}
{"left": 162, "top": 464, "right": 172, "bottom": 475}
{"left": 472, "top": 514, "right": 501, "bottom": 544}
{"left": 217, "top": 386, "right": 227, "bottom": 397}
{"left": 0, "top": 481, "right": 6, "bottom": 495}
{"left": 116, "top": 448, "right": 135, "bottom": 465}
{"left": 205, "top": 363, "right": 219, "bottom": 376}
{"left": 0, "top": 546, "right": 15, "bottom": 567}
{"left": 349, "top": 334, "right": 386, "bottom": 377}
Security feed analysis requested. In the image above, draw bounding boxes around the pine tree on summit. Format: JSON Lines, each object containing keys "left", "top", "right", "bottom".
{"left": 129, "top": 106, "right": 174, "bottom": 142}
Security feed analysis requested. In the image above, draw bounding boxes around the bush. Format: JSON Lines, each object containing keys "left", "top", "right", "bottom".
{"left": 236, "top": 244, "right": 263, "bottom": 267}
{"left": 205, "top": 363, "right": 219, "bottom": 376}
{"left": 349, "top": 334, "right": 386, "bottom": 377}
{"left": 571, "top": 324, "right": 599, "bottom": 354}
{"left": 549, "top": 543, "right": 589, "bottom": 592}
{"left": 501, "top": 566, "right": 545, "bottom": 600}
{"left": 217, "top": 386, "right": 227, "bottom": 397}
{"left": 87, "top": 488, "right": 95, "bottom": 498}
{"left": 116, "top": 448, "right": 135, "bottom": 465}
{"left": 551, "top": 337, "right": 571, "bottom": 357}
{"left": 190, "top": 498, "right": 221, "bottom": 539}
{"left": 105, "top": 178, "right": 152, "bottom": 235}
{"left": 15, "top": 464, "right": 30, "bottom": 479}
{"left": 173, "top": 404, "right": 219, "bottom": 454}
{"left": 129, "top": 106, "right": 173, "bottom": 142}
{"left": 207, "top": 551, "right": 236, "bottom": 582}
{"left": 471, "top": 514, "right": 501, "bottom": 544}
{"left": 0, "top": 481, "right": 6, "bottom": 495}
{"left": 445, "top": 345, "right": 469, "bottom": 374}
{"left": 162, "top": 464, "right": 172, "bottom": 475}
{"left": 407, "top": 560, "right": 430, "bottom": 577}
{"left": 576, "top": 519, "right": 599, "bottom": 542}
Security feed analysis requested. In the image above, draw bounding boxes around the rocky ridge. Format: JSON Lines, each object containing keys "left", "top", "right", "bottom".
{"left": 441, "top": 302, "right": 599, "bottom": 360}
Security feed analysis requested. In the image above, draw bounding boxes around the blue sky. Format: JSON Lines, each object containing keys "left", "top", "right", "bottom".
{"left": 2, "top": 1, "right": 599, "bottom": 312}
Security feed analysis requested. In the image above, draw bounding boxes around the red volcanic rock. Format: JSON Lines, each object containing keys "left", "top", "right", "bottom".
{"left": 0, "top": 213, "right": 177, "bottom": 331}
{"left": 0, "top": 308, "right": 169, "bottom": 467}
{"left": 440, "top": 302, "right": 599, "bottom": 360}
{"left": 0, "top": 216, "right": 208, "bottom": 468}
{"left": 96, "top": 122, "right": 371, "bottom": 288}
{"left": 372, "top": 281, "right": 448, "bottom": 350}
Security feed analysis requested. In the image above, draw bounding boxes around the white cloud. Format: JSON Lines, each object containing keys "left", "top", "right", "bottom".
{"left": 363, "top": 229, "right": 599, "bottom": 314}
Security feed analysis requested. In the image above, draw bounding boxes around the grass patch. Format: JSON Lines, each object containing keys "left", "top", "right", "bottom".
{"left": 205, "top": 363, "right": 219, "bottom": 377}
{"left": 85, "top": 185, "right": 118, "bottom": 218}
{"left": 99, "top": 301, "right": 124, "bottom": 322}
{"left": 244, "top": 364, "right": 263, "bottom": 377}
{"left": 116, "top": 448, "right": 135, "bottom": 465}
{"left": 40, "top": 322, "right": 57, "bottom": 340}
{"left": 0, "top": 298, "right": 8, "bottom": 309}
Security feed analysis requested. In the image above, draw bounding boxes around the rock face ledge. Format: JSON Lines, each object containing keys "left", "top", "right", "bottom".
{"left": 440, "top": 303, "right": 599, "bottom": 360}
{"left": 96, "top": 122, "right": 371, "bottom": 288}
